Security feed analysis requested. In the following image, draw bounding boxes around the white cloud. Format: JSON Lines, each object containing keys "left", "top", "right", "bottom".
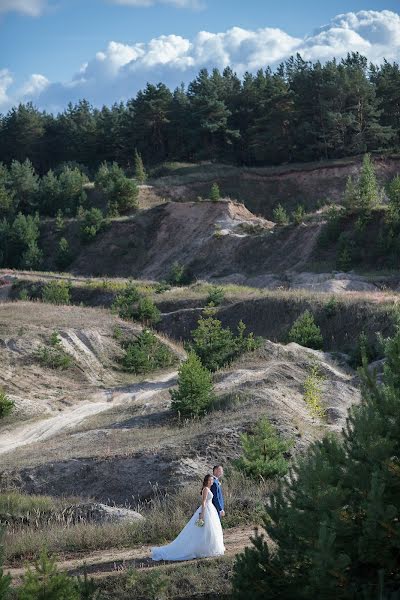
{"left": 0, "top": 69, "right": 13, "bottom": 106}
{"left": 0, "top": 0, "right": 47, "bottom": 16}
{"left": 19, "top": 73, "right": 49, "bottom": 96}
{"left": 1, "top": 9, "right": 400, "bottom": 112}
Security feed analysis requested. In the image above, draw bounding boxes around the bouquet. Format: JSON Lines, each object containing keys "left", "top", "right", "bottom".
{"left": 195, "top": 513, "right": 205, "bottom": 527}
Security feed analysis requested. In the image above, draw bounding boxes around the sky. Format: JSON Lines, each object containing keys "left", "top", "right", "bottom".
{"left": 1, "top": 0, "right": 400, "bottom": 112}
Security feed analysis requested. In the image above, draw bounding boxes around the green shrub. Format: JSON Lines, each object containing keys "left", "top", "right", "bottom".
{"left": 136, "top": 296, "right": 161, "bottom": 325}
{"left": 167, "top": 261, "right": 192, "bottom": 285}
{"left": 95, "top": 162, "right": 138, "bottom": 214}
{"left": 288, "top": 310, "right": 323, "bottom": 349}
{"left": 18, "top": 287, "right": 29, "bottom": 301}
{"left": 112, "top": 282, "right": 141, "bottom": 320}
{"left": 273, "top": 203, "right": 289, "bottom": 226}
{"left": 125, "top": 568, "right": 168, "bottom": 600}
{"left": 55, "top": 209, "right": 65, "bottom": 232}
{"left": 303, "top": 363, "right": 326, "bottom": 419}
{"left": 18, "top": 549, "right": 79, "bottom": 600}
{"left": 349, "top": 331, "right": 378, "bottom": 368}
{"left": 234, "top": 418, "right": 293, "bottom": 480}
{"left": 134, "top": 149, "right": 147, "bottom": 184}
{"left": 210, "top": 182, "right": 221, "bottom": 202}
{"left": 79, "top": 208, "right": 104, "bottom": 242}
{"left": 170, "top": 352, "right": 215, "bottom": 419}
{"left": 324, "top": 295, "right": 340, "bottom": 317}
{"left": 291, "top": 204, "right": 305, "bottom": 225}
{"left": 56, "top": 237, "right": 72, "bottom": 270}
{"left": 206, "top": 285, "right": 225, "bottom": 306}
{"left": 121, "top": 329, "right": 174, "bottom": 374}
{"left": 35, "top": 332, "right": 73, "bottom": 370}
{"left": 190, "top": 310, "right": 260, "bottom": 372}
{"left": 318, "top": 205, "right": 343, "bottom": 248}
{"left": 42, "top": 280, "right": 71, "bottom": 305}
{"left": 0, "top": 389, "right": 14, "bottom": 418}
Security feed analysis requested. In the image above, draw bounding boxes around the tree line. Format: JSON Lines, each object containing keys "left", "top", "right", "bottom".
{"left": 1, "top": 52, "right": 400, "bottom": 172}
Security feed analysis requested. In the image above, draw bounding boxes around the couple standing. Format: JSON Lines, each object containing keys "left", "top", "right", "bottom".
{"left": 151, "top": 465, "right": 225, "bottom": 561}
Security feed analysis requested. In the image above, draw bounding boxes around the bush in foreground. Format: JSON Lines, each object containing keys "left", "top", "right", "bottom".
{"left": 121, "top": 329, "right": 175, "bottom": 374}
{"left": 42, "top": 280, "right": 71, "bottom": 305}
{"left": 170, "top": 352, "right": 215, "bottom": 419}
{"left": 233, "top": 322, "right": 400, "bottom": 599}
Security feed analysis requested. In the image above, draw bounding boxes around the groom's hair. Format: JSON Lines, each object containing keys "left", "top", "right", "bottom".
{"left": 213, "top": 465, "right": 222, "bottom": 473}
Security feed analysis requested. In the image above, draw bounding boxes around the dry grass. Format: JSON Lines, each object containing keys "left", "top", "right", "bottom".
{"left": 3, "top": 471, "right": 269, "bottom": 566}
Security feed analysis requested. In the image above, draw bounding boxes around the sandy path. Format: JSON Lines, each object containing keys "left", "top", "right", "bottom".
{"left": 0, "top": 371, "right": 177, "bottom": 455}
{"left": 6, "top": 525, "right": 254, "bottom": 581}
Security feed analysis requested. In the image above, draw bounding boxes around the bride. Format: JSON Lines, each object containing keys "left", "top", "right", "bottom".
{"left": 151, "top": 474, "right": 225, "bottom": 561}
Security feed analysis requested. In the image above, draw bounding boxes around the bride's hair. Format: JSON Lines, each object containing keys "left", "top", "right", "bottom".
{"left": 200, "top": 474, "right": 212, "bottom": 495}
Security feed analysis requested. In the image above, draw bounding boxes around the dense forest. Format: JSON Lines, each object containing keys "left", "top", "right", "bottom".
{"left": 1, "top": 52, "right": 400, "bottom": 172}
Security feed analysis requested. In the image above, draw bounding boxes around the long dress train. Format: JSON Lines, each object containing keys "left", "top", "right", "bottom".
{"left": 151, "top": 489, "right": 225, "bottom": 561}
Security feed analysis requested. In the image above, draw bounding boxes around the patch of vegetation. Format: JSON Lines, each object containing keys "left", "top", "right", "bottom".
{"left": 323, "top": 295, "right": 340, "bottom": 318}
{"left": 209, "top": 182, "right": 221, "bottom": 202}
{"left": 55, "top": 237, "right": 72, "bottom": 270}
{"left": 120, "top": 329, "right": 175, "bottom": 375}
{"left": 124, "top": 569, "right": 168, "bottom": 600}
{"left": 0, "top": 530, "right": 11, "bottom": 599}
{"left": 272, "top": 203, "right": 289, "bottom": 226}
{"left": 133, "top": 149, "right": 147, "bottom": 184}
{"left": 234, "top": 418, "right": 293, "bottom": 480}
{"left": 95, "top": 162, "right": 139, "bottom": 216}
{"left": 79, "top": 207, "right": 105, "bottom": 242}
{"left": 233, "top": 309, "right": 400, "bottom": 600}
{"left": 42, "top": 280, "right": 71, "bottom": 305}
{"left": 349, "top": 331, "right": 379, "bottom": 368}
{"left": 291, "top": 204, "right": 305, "bottom": 225}
{"left": 0, "top": 389, "right": 14, "bottom": 419}
{"left": 303, "top": 363, "right": 326, "bottom": 419}
{"left": 112, "top": 282, "right": 141, "bottom": 319}
{"left": 135, "top": 296, "right": 161, "bottom": 326}
{"left": 167, "top": 261, "right": 193, "bottom": 286}
{"left": 190, "top": 309, "right": 261, "bottom": 372}
{"left": 170, "top": 352, "right": 215, "bottom": 419}
{"left": 34, "top": 332, "right": 73, "bottom": 370}
{"left": 206, "top": 285, "right": 225, "bottom": 306}
{"left": 288, "top": 310, "right": 323, "bottom": 350}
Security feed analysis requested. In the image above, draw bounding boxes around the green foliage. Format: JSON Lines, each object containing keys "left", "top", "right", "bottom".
{"left": 210, "top": 182, "right": 221, "bottom": 202}
{"left": 57, "top": 166, "right": 88, "bottom": 216}
{"left": 135, "top": 296, "right": 161, "bottom": 325}
{"left": 235, "top": 418, "right": 292, "bottom": 480}
{"left": 0, "top": 212, "right": 42, "bottom": 269}
{"left": 349, "top": 331, "right": 378, "bottom": 368}
{"left": 386, "top": 174, "right": 400, "bottom": 224}
{"left": 272, "top": 203, "right": 289, "bottom": 226}
{"left": 303, "top": 363, "right": 326, "bottom": 419}
{"left": 133, "top": 149, "right": 147, "bottom": 184}
{"left": 344, "top": 154, "right": 380, "bottom": 218}
{"left": 324, "top": 295, "right": 340, "bottom": 318}
{"left": 190, "top": 310, "right": 260, "bottom": 371}
{"left": 112, "top": 282, "right": 141, "bottom": 320}
{"left": 0, "top": 389, "right": 14, "bottom": 418}
{"left": 0, "top": 183, "right": 14, "bottom": 219}
{"left": 233, "top": 318, "right": 400, "bottom": 600}
{"left": 55, "top": 209, "right": 65, "bottom": 233}
{"left": 9, "top": 159, "right": 39, "bottom": 213}
{"left": 343, "top": 175, "right": 359, "bottom": 211}
{"left": 318, "top": 205, "right": 344, "bottom": 248}
{"left": 336, "top": 233, "right": 354, "bottom": 271}
{"left": 125, "top": 568, "right": 168, "bottom": 600}
{"left": 42, "top": 280, "right": 71, "bottom": 305}
{"left": 39, "top": 170, "right": 62, "bottom": 216}
{"left": 18, "top": 549, "right": 80, "bottom": 600}
{"left": 121, "top": 329, "right": 175, "bottom": 375}
{"left": 167, "top": 261, "right": 191, "bottom": 285}
{"left": 35, "top": 332, "right": 73, "bottom": 370}
{"left": 291, "top": 204, "right": 305, "bottom": 225}
{"left": 79, "top": 208, "right": 104, "bottom": 242}
{"left": 56, "top": 237, "right": 72, "bottom": 270}
{"left": 170, "top": 352, "right": 215, "bottom": 419}
{"left": 95, "top": 162, "right": 138, "bottom": 214}
{"left": 288, "top": 310, "right": 323, "bottom": 349}
{"left": 206, "top": 285, "right": 225, "bottom": 306}
{"left": 74, "top": 566, "right": 102, "bottom": 600}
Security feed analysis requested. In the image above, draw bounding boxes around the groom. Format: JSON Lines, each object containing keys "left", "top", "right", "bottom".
{"left": 211, "top": 465, "right": 225, "bottom": 519}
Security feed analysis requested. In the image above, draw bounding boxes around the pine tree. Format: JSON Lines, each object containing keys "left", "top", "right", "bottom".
{"left": 288, "top": 310, "right": 323, "bottom": 349}
{"left": 55, "top": 209, "right": 65, "bottom": 233}
{"left": 235, "top": 418, "right": 293, "bottom": 480}
{"left": 56, "top": 237, "right": 72, "bottom": 270}
{"left": 357, "top": 153, "right": 379, "bottom": 214}
{"left": 273, "top": 203, "right": 289, "bottom": 225}
{"left": 18, "top": 549, "right": 79, "bottom": 600}
{"left": 170, "top": 352, "right": 215, "bottom": 419}
{"left": 233, "top": 318, "right": 400, "bottom": 600}
{"left": 134, "top": 149, "right": 147, "bottom": 183}
{"left": 343, "top": 175, "right": 359, "bottom": 212}
{"left": 210, "top": 182, "right": 221, "bottom": 202}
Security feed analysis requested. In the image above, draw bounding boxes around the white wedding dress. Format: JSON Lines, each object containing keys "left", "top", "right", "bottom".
{"left": 151, "top": 489, "right": 225, "bottom": 561}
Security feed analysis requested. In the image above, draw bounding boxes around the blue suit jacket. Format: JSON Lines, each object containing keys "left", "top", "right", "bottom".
{"left": 211, "top": 478, "right": 224, "bottom": 516}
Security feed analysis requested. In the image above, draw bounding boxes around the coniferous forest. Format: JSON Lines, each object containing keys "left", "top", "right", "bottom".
{"left": 1, "top": 52, "right": 400, "bottom": 173}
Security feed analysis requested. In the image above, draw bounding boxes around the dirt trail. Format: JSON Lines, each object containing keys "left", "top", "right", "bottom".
{"left": 6, "top": 525, "right": 254, "bottom": 582}
{"left": 0, "top": 371, "right": 177, "bottom": 455}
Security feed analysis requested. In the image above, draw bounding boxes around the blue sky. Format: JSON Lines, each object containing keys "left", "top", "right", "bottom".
{"left": 1, "top": 0, "right": 399, "bottom": 111}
